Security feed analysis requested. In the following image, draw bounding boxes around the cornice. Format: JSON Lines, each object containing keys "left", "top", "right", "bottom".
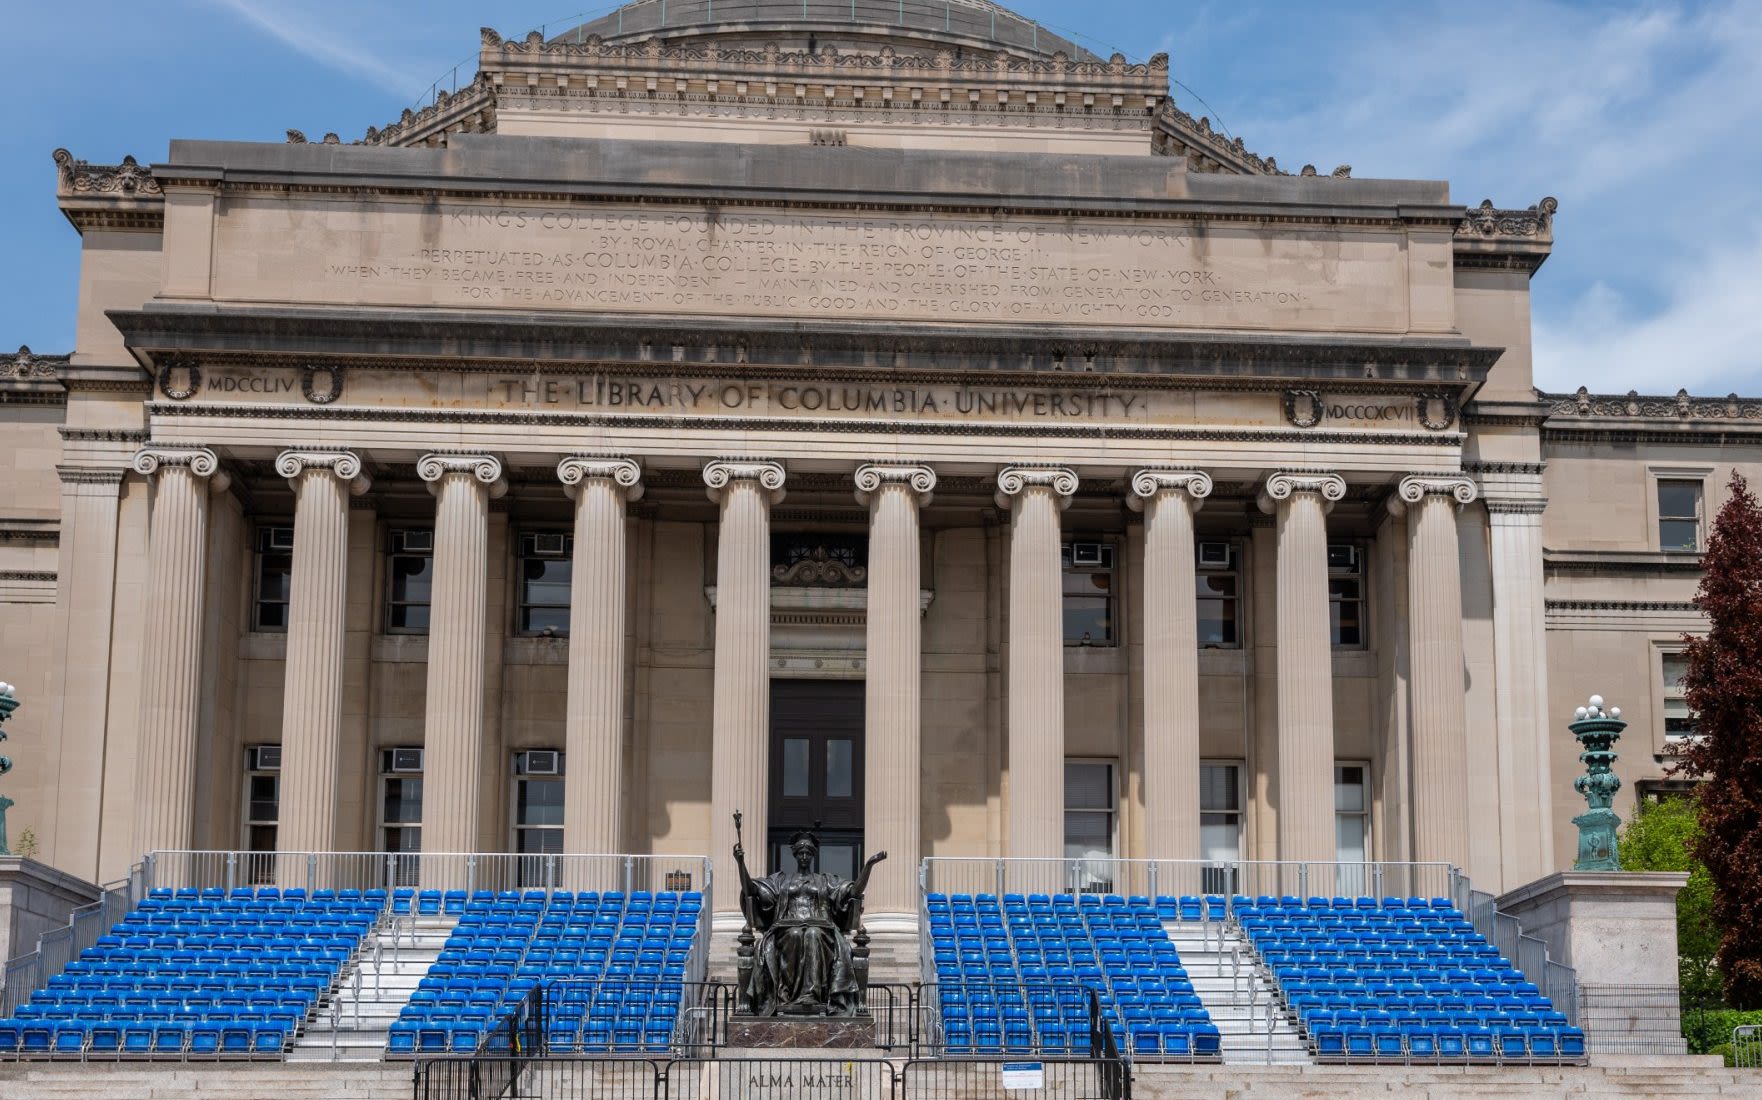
{"left": 1543, "top": 549, "right": 1704, "bottom": 576}
{"left": 53, "top": 149, "right": 166, "bottom": 234}
{"left": 1545, "top": 599, "right": 1699, "bottom": 614}
{"left": 108, "top": 307, "right": 1497, "bottom": 387}
{"left": 1, "top": 346, "right": 68, "bottom": 382}
{"left": 1451, "top": 198, "right": 1556, "bottom": 276}
{"left": 0, "top": 570, "right": 56, "bottom": 584}
{"left": 1463, "top": 460, "right": 1546, "bottom": 476}
{"left": 1543, "top": 387, "right": 1762, "bottom": 423}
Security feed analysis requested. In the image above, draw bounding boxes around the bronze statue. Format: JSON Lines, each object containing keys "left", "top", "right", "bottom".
{"left": 732, "top": 815, "right": 886, "bottom": 1017}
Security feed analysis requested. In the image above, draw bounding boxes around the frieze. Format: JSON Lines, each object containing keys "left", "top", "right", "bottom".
{"left": 1544, "top": 387, "right": 1762, "bottom": 421}
{"left": 1, "top": 346, "right": 67, "bottom": 381}
{"left": 1284, "top": 390, "right": 1456, "bottom": 431}
{"left": 1456, "top": 198, "right": 1557, "bottom": 241}
{"left": 53, "top": 149, "right": 163, "bottom": 198}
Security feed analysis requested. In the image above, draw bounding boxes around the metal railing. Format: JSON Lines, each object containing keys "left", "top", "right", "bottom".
{"left": 1576, "top": 984, "right": 1688, "bottom": 1054}
{"left": 1463, "top": 886, "right": 1578, "bottom": 1026}
{"left": 0, "top": 864, "right": 146, "bottom": 1015}
{"left": 1735, "top": 1024, "right": 1761, "bottom": 1068}
{"left": 144, "top": 851, "right": 711, "bottom": 899}
{"left": 920, "top": 857, "right": 1459, "bottom": 905}
{"left": 413, "top": 1054, "right": 1130, "bottom": 1100}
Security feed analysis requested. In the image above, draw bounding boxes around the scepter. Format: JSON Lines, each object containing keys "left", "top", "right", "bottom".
{"left": 733, "top": 809, "right": 744, "bottom": 854}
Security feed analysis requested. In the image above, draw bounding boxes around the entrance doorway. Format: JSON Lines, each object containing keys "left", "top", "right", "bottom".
{"left": 767, "top": 679, "right": 864, "bottom": 880}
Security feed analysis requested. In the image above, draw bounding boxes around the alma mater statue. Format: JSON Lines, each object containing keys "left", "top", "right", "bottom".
{"left": 732, "top": 817, "right": 886, "bottom": 1017}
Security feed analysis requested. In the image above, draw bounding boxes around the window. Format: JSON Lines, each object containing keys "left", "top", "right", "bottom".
{"left": 1327, "top": 543, "right": 1365, "bottom": 648}
{"left": 1196, "top": 541, "right": 1240, "bottom": 647}
{"left": 512, "top": 750, "right": 565, "bottom": 859}
{"left": 1061, "top": 541, "right": 1116, "bottom": 647}
{"left": 1065, "top": 760, "right": 1116, "bottom": 891}
{"left": 242, "top": 745, "right": 280, "bottom": 884}
{"left": 1335, "top": 764, "right": 1370, "bottom": 894}
{"left": 252, "top": 526, "right": 294, "bottom": 632}
{"left": 518, "top": 532, "right": 573, "bottom": 635}
{"left": 1663, "top": 653, "right": 1696, "bottom": 741}
{"left": 1200, "top": 762, "right": 1243, "bottom": 895}
{"left": 380, "top": 748, "right": 424, "bottom": 855}
{"left": 385, "top": 528, "right": 434, "bottom": 633}
{"left": 1658, "top": 480, "right": 1704, "bottom": 552}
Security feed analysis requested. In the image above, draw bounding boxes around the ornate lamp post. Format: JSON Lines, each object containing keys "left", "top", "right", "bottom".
{"left": 0, "top": 681, "right": 16, "bottom": 857}
{"left": 1570, "top": 693, "right": 1624, "bottom": 871}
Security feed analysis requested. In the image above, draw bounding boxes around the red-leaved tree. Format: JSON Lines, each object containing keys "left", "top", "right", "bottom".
{"left": 1675, "top": 472, "right": 1762, "bottom": 1009}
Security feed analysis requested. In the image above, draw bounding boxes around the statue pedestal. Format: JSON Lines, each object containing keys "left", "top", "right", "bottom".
{"left": 726, "top": 1014, "right": 877, "bottom": 1049}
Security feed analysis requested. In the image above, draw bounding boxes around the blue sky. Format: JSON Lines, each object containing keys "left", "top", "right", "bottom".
{"left": 6, "top": 0, "right": 1759, "bottom": 395}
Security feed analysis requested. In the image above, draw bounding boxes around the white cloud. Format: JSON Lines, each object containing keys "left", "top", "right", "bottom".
{"left": 201, "top": 0, "right": 428, "bottom": 97}
{"left": 1208, "top": 1, "right": 1762, "bottom": 396}
{"left": 1534, "top": 225, "right": 1762, "bottom": 396}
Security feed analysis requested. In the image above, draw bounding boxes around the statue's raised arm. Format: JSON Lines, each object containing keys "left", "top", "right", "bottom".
{"left": 854, "top": 849, "right": 888, "bottom": 897}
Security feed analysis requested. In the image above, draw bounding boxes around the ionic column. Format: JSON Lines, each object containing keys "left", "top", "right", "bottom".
{"left": 996, "top": 466, "right": 1079, "bottom": 859}
{"left": 704, "top": 460, "right": 787, "bottom": 916}
{"left": 1486, "top": 490, "right": 1554, "bottom": 885}
{"left": 855, "top": 463, "right": 936, "bottom": 917}
{"left": 275, "top": 451, "right": 369, "bottom": 855}
{"left": 558, "top": 458, "right": 644, "bottom": 856}
{"left": 1258, "top": 471, "right": 1347, "bottom": 865}
{"left": 416, "top": 454, "right": 506, "bottom": 856}
{"left": 1130, "top": 469, "right": 1213, "bottom": 862}
{"left": 1391, "top": 475, "right": 1479, "bottom": 871}
{"left": 131, "top": 448, "right": 227, "bottom": 857}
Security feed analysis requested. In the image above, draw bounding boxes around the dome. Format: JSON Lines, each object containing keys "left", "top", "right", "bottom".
{"left": 552, "top": 0, "right": 1104, "bottom": 63}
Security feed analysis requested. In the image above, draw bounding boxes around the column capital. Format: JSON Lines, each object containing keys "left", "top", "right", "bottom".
{"left": 854, "top": 463, "right": 936, "bottom": 507}
{"left": 994, "top": 466, "right": 1078, "bottom": 511}
{"left": 703, "top": 459, "right": 786, "bottom": 505}
{"left": 1257, "top": 470, "right": 1346, "bottom": 515}
{"left": 417, "top": 453, "right": 507, "bottom": 499}
{"left": 558, "top": 457, "right": 644, "bottom": 502}
{"left": 276, "top": 450, "right": 371, "bottom": 495}
{"left": 132, "top": 447, "right": 230, "bottom": 494}
{"left": 1127, "top": 468, "right": 1212, "bottom": 513}
{"left": 1387, "top": 474, "right": 1479, "bottom": 517}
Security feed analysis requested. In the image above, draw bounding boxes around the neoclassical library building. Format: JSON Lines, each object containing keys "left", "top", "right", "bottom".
{"left": 0, "top": 0, "right": 1748, "bottom": 924}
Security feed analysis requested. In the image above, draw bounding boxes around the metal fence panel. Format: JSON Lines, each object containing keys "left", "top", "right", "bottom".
{"left": 899, "top": 1057, "right": 1129, "bottom": 1100}
{"left": 1578, "top": 984, "right": 1689, "bottom": 1054}
{"left": 415, "top": 1057, "right": 665, "bottom": 1100}
{"left": 919, "top": 857, "right": 1455, "bottom": 904}
{"left": 0, "top": 867, "right": 143, "bottom": 1014}
{"left": 668, "top": 1058, "right": 896, "bottom": 1100}
{"left": 1735, "top": 1025, "right": 1762, "bottom": 1069}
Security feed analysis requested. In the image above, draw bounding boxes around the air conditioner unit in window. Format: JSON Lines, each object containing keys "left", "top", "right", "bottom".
{"left": 1071, "top": 542, "right": 1106, "bottom": 567}
{"left": 1327, "top": 544, "right": 1360, "bottom": 572}
{"left": 529, "top": 533, "right": 570, "bottom": 557}
{"left": 1198, "top": 541, "right": 1233, "bottom": 569}
{"left": 395, "top": 529, "right": 434, "bottom": 553}
{"left": 390, "top": 748, "right": 425, "bottom": 773}
{"left": 251, "top": 745, "right": 282, "bottom": 771}
{"left": 266, "top": 527, "right": 295, "bottom": 552}
{"left": 523, "top": 750, "right": 562, "bottom": 775}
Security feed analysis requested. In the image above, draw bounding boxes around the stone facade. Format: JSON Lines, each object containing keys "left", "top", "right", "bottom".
{"left": 0, "top": 3, "right": 1743, "bottom": 920}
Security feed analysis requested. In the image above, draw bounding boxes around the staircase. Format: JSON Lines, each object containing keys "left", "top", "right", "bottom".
{"left": 289, "top": 913, "right": 457, "bottom": 1063}
{"left": 1164, "top": 919, "right": 1310, "bottom": 1064}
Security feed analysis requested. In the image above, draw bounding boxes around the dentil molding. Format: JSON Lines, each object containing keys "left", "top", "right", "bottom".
{"left": 703, "top": 460, "right": 787, "bottom": 505}
{"left": 994, "top": 466, "right": 1079, "bottom": 511}
{"left": 853, "top": 464, "right": 937, "bottom": 508}
{"left": 1256, "top": 471, "right": 1347, "bottom": 516}
{"left": 1127, "top": 469, "right": 1213, "bottom": 513}
{"left": 557, "top": 457, "right": 644, "bottom": 502}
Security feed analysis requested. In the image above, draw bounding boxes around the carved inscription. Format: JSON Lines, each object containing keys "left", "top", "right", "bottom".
{"left": 211, "top": 198, "right": 1417, "bottom": 332}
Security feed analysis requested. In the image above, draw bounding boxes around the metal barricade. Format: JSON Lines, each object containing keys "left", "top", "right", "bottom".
{"left": 1734, "top": 1024, "right": 1762, "bottom": 1069}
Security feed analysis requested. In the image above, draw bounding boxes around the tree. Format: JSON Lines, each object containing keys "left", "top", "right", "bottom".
{"left": 1619, "top": 794, "right": 1719, "bottom": 1005}
{"left": 1675, "top": 472, "right": 1762, "bottom": 1009}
